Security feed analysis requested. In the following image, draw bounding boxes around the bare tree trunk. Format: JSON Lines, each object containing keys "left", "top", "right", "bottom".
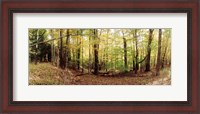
{"left": 77, "top": 30, "right": 81, "bottom": 70}
{"left": 135, "top": 29, "right": 139, "bottom": 74}
{"left": 59, "top": 29, "right": 65, "bottom": 69}
{"left": 122, "top": 31, "right": 128, "bottom": 72}
{"left": 50, "top": 29, "right": 55, "bottom": 65}
{"left": 139, "top": 51, "right": 143, "bottom": 72}
{"left": 81, "top": 35, "right": 84, "bottom": 73}
{"left": 56, "top": 47, "right": 59, "bottom": 67}
{"left": 154, "top": 53, "right": 157, "bottom": 68}
{"left": 66, "top": 29, "right": 71, "bottom": 68}
{"left": 145, "top": 29, "right": 154, "bottom": 72}
{"left": 123, "top": 37, "right": 128, "bottom": 71}
{"left": 93, "top": 29, "right": 99, "bottom": 75}
{"left": 161, "top": 46, "right": 167, "bottom": 68}
{"left": 35, "top": 29, "right": 39, "bottom": 65}
{"left": 88, "top": 34, "right": 91, "bottom": 74}
{"left": 156, "top": 29, "right": 162, "bottom": 76}
{"left": 132, "top": 31, "right": 135, "bottom": 71}
{"left": 106, "top": 29, "right": 109, "bottom": 72}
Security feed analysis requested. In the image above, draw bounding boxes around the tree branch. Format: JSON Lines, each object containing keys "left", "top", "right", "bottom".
{"left": 137, "top": 55, "right": 148, "bottom": 64}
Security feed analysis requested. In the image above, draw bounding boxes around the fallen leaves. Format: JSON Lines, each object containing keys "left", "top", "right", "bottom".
{"left": 29, "top": 63, "right": 171, "bottom": 85}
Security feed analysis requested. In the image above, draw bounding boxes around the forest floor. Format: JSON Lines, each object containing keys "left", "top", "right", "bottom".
{"left": 29, "top": 63, "right": 171, "bottom": 85}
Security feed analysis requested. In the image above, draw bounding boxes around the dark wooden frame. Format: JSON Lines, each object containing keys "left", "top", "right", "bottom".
{"left": 1, "top": 0, "right": 199, "bottom": 113}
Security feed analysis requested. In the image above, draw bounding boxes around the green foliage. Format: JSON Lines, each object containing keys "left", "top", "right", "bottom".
{"left": 29, "top": 28, "right": 171, "bottom": 74}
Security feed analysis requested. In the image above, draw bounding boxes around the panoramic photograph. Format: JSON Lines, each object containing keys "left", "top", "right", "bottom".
{"left": 29, "top": 28, "right": 171, "bottom": 85}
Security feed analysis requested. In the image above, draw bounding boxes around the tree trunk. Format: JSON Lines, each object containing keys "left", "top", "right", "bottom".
{"left": 77, "top": 30, "right": 81, "bottom": 70}
{"left": 59, "top": 29, "right": 65, "bottom": 69}
{"left": 88, "top": 33, "right": 91, "bottom": 74}
{"left": 66, "top": 29, "right": 71, "bottom": 68}
{"left": 156, "top": 29, "right": 162, "bottom": 76}
{"left": 135, "top": 29, "right": 139, "bottom": 74}
{"left": 140, "top": 50, "right": 143, "bottom": 72}
{"left": 145, "top": 29, "right": 154, "bottom": 72}
{"left": 123, "top": 37, "right": 128, "bottom": 72}
{"left": 93, "top": 29, "right": 99, "bottom": 75}
{"left": 81, "top": 35, "right": 84, "bottom": 73}
{"left": 122, "top": 30, "right": 128, "bottom": 72}
{"left": 50, "top": 29, "right": 55, "bottom": 65}
{"left": 106, "top": 29, "right": 109, "bottom": 72}
{"left": 161, "top": 46, "right": 167, "bottom": 68}
{"left": 154, "top": 53, "right": 157, "bottom": 68}
{"left": 132, "top": 30, "right": 136, "bottom": 71}
{"left": 35, "top": 29, "right": 39, "bottom": 65}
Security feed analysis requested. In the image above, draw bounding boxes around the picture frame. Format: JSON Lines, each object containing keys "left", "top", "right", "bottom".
{"left": 1, "top": 0, "right": 199, "bottom": 113}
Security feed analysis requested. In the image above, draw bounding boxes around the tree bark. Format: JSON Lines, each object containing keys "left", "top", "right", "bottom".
{"left": 106, "top": 29, "right": 109, "bottom": 72}
{"left": 50, "top": 29, "right": 54, "bottom": 65}
{"left": 135, "top": 29, "right": 139, "bottom": 74}
{"left": 123, "top": 37, "right": 128, "bottom": 71}
{"left": 77, "top": 30, "right": 81, "bottom": 70}
{"left": 59, "top": 29, "right": 65, "bottom": 69}
{"left": 35, "top": 29, "right": 39, "bottom": 65}
{"left": 66, "top": 29, "right": 71, "bottom": 68}
{"left": 93, "top": 29, "right": 99, "bottom": 75}
{"left": 132, "top": 31, "right": 135, "bottom": 71}
{"left": 88, "top": 32, "right": 91, "bottom": 74}
{"left": 156, "top": 29, "right": 162, "bottom": 76}
{"left": 161, "top": 46, "right": 167, "bottom": 68}
{"left": 81, "top": 34, "right": 84, "bottom": 73}
{"left": 122, "top": 30, "right": 128, "bottom": 72}
{"left": 145, "top": 29, "right": 154, "bottom": 72}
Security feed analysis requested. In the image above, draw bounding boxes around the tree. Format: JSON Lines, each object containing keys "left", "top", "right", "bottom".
{"left": 29, "top": 28, "right": 171, "bottom": 78}
{"left": 59, "top": 29, "right": 66, "bottom": 69}
{"left": 131, "top": 30, "right": 136, "bottom": 71}
{"left": 49, "top": 29, "right": 55, "bottom": 65}
{"left": 121, "top": 30, "right": 128, "bottom": 72}
{"left": 93, "top": 29, "right": 99, "bottom": 75}
{"left": 134, "top": 29, "right": 139, "bottom": 74}
{"left": 88, "top": 30, "right": 92, "bottom": 74}
{"left": 81, "top": 30, "right": 84, "bottom": 73}
{"left": 29, "top": 29, "right": 38, "bottom": 63}
{"left": 156, "top": 29, "right": 162, "bottom": 76}
{"left": 161, "top": 29, "right": 170, "bottom": 68}
{"left": 106, "top": 29, "right": 109, "bottom": 72}
{"left": 145, "top": 29, "right": 154, "bottom": 72}
{"left": 35, "top": 29, "right": 39, "bottom": 64}
{"left": 76, "top": 30, "right": 83, "bottom": 70}
{"left": 66, "top": 29, "right": 71, "bottom": 68}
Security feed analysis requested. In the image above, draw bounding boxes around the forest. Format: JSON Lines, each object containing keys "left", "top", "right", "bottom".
{"left": 29, "top": 28, "right": 171, "bottom": 85}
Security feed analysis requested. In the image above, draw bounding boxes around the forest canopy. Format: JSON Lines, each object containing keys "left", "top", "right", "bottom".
{"left": 29, "top": 28, "right": 171, "bottom": 85}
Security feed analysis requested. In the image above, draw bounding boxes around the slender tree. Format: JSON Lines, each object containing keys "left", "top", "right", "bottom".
{"left": 145, "top": 29, "right": 154, "bottom": 72}
{"left": 132, "top": 30, "right": 136, "bottom": 71}
{"left": 81, "top": 31, "right": 84, "bottom": 73}
{"left": 50, "top": 29, "right": 55, "bottom": 65}
{"left": 161, "top": 46, "right": 167, "bottom": 68}
{"left": 122, "top": 30, "right": 128, "bottom": 72}
{"left": 35, "top": 29, "right": 39, "bottom": 65}
{"left": 156, "top": 29, "right": 162, "bottom": 76}
{"left": 88, "top": 30, "right": 91, "bottom": 74}
{"left": 134, "top": 29, "right": 139, "bottom": 74}
{"left": 66, "top": 29, "right": 71, "bottom": 68}
{"left": 77, "top": 30, "right": 81, "bottom": 70}
{"left": 59, "top": 29, "right": 65, "bottom": 69}
{"left": 106, "top": 29, "right": 109, "bottom": 72}
{"left": 93, "top": 29, "right": 99, "bottom": 75}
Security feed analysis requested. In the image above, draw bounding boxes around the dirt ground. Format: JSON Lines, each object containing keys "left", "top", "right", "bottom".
{"left": 29, "top": 63, "right": 171, "bottom": 85}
